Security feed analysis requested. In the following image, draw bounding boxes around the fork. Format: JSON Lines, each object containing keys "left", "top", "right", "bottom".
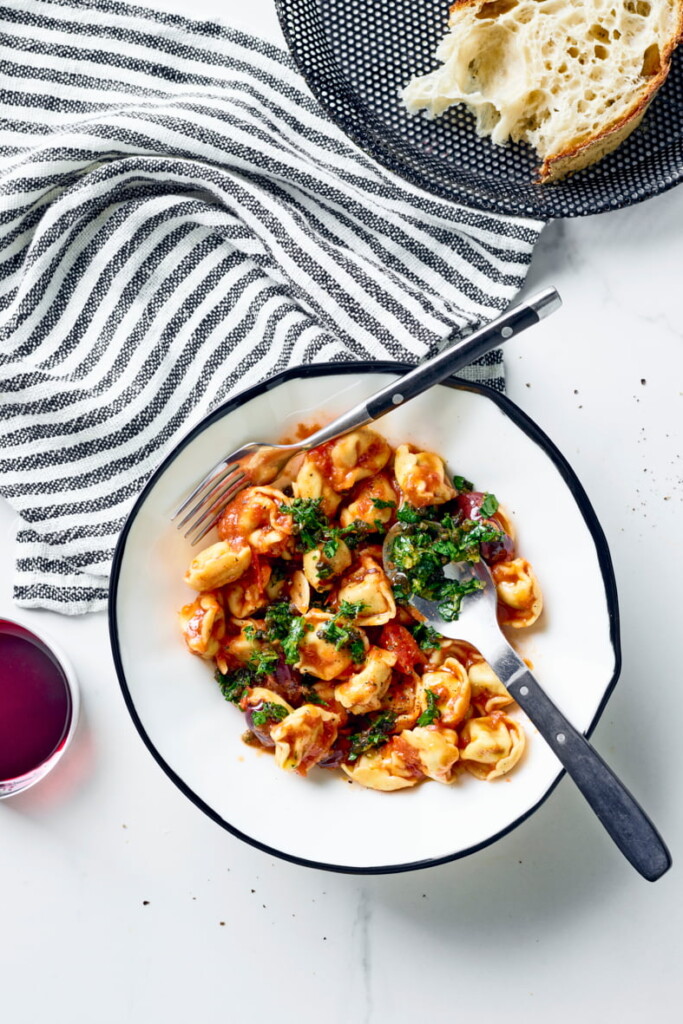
{"left": 382, "top": 523, "right": 672, "bottom": 881}
{"left": 173, "top": 287, "right": 561, "bottom": 543}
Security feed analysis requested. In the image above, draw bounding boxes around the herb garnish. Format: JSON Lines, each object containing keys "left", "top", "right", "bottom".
{"left": 435, "top": 578, "right": 483, "bottom": 621}
{"left": 215, "top": 607, "right": 306, "bottom": 704}
{"left": 250, "top": 702, "right": 289, "bottom": 727}
{"left": 389, "top": 506, "right": 503, "bottom": 622}
{"left": 243, "top": 624, "right": 266, "bottom": 642}
{"left": 281, "top": 615, "right": 308, "bottom": 664}
{"left": 302, "top": 686, "right": 328, "bottom": 707}
{"left": 453, "top": 475, "right": 474, "bottom": 492}
{"left": 279, "top": 497, "right": 329, "bottom": 550}
{"left": 264, "top": 601, "right": 310, "bottom": 665}
{"left": 248, "top": 646, "right": 279, "bottom": 677}
{"left": 417, "top": 688, "right": 441, "bottom": 727}
{"left": 339, "top": 599, "right": 365, "bottom": 618}
{"left": 280, "top": 497, "right": 371, "bottom": 554}
{"left": 371, "top": 498, "right": 397, "bottom": 510}
{"left": 410, "top": 621, "right": 443, "bottom": 650}
{"left": 317, "top": 601, "right": 366, "bottom": 663}
{"left": 263, "top": 601, "right": 294, "bottom": 640}
{"left": 348, "top": 711, "right": 397, "bottom": 761}
{"left": 215, "top": 666, "right": 252, "bottom": 704}
{"left": 479, "top": 492, "right": 499, "bottom": 517}
{"left": 396, "top": 504, "right": 437, "bottom": 525}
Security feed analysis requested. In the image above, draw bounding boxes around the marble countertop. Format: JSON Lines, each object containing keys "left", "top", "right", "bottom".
{"left": 1, "top": 2, "right": 681, "bottom": 1021}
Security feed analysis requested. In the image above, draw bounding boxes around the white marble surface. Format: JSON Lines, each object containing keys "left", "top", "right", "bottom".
{"left": 1, "top": 2, "right": 682, "bottom": 1021}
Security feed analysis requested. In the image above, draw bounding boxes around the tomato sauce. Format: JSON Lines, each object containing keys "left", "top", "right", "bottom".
{"left": 378, "top": 623, "right": 424, "bottom": 673}
{"left": 307, "top": 441, "right": 335, "bottom": 480}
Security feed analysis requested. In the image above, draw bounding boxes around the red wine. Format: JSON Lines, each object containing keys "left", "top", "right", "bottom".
{"left": 0, "top": 620, "right": 73, "bottom": 782}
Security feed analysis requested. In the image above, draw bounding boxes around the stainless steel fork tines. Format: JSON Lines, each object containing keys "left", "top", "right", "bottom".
{"left": 173, "top": 443, "right": 291, "bottom": 545}
{"left": 172, "top": 287, "right": 562, "bottom": 545}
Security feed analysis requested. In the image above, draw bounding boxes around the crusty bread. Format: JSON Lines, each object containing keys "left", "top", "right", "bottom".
{"left": 401, "top": 0, "right": 683, "bottom": 182}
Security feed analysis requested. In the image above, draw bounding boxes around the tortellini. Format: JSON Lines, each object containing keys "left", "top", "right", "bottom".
{"left": 339, "top": 473, "right": 397, "bottom": 529}
{"left": 492, "top": 558, "right": 543, "bottom": 628}
{"left": 419, "top": 657, "right": 471, "bottom": 728}
{"left": 184, "top": 541, "right": 251, "bottom": 591}
{"left": 294, "top": 456, "right": 341, "bottom": 517}
{"left": 217, "top": 486, "right": 294, "bottom": 557}
{"left": 382, "top": 672, "right": 422, "bottom": 732}
{"left": 288, "top": 569, "right": 311, "bottom": 615}
{"left": 394, "top": 445, "right": 456, "bottom": 507}
{"left": 337, "top": 553, "right": 396, "bottom": 626}
{"left": 341, "top": 742, "right": 420, "bottom": 791}
{"left": 302, "top": 538, "right": 352, "bottom": 591}
{"left": 310, "top": 428, "right": 392, "bottom": 491}
{"left": 179, "top": 425, "right": 541, "bottom": 793}
{"left": 335, "top": 647, "right": 397, "bottom": 714}
{"left": 271, "top": 705, "right": 340, "bottom": 774}
{"left": 459, "top": 714, "right": 526, "bottom": 781}
{"left": 224, "top": 561, "right": 272, "bottom": 618}
{"left": 296, "top": 609, "right": 360, "bottom": 681}
{"left": 226, "top": 618, "right": 267, "bottom": 664}
{"left": 468, "top": 659, "right": 513, "bottom": 714}
{"left": 179, "top": 592, "right": 224, "bottom": 658}
{"left": 393, "top": 726, "right": 460, "bottom": 784}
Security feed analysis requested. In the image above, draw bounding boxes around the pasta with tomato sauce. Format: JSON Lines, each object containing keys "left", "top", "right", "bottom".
{"left": 178, "top": 427, "right": 542, "bottom": 791}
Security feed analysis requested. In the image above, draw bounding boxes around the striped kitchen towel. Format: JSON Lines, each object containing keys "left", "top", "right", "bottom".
{"left": 0, "top": 0, "right": 545, "bottom": 614}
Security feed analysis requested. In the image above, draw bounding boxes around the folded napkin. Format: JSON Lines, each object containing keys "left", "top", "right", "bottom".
{"left": 0, "top": 0, "right": 545, "bottom": 614}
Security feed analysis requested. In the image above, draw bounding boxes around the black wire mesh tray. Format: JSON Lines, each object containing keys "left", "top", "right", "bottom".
{"left": 275, "top": 0, "right": 683, "bottom": 218}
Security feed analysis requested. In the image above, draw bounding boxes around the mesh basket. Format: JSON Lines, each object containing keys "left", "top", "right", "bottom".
{"left": 276, "top": 0, "right": 683, "bottom": 218}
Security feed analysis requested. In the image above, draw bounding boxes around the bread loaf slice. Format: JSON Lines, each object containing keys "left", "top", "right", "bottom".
{"left": 401, "top": 0, "right": 683, "bottom": 182}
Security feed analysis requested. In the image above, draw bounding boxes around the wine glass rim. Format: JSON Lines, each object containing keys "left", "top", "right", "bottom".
{"left": 0, "top": 615, "right": 80, "bottom": 796}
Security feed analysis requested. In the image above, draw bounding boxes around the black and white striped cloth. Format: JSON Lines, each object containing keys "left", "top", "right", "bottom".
{"left": 0, "top": 0, "right": 545, "bottom": 614}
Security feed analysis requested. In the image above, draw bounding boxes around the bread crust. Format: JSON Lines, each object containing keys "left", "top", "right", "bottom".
{"left": 539, "top": 6, "right": 683, "bottom": 182}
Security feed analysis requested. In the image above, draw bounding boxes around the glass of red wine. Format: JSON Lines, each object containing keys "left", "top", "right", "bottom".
{"left": 0, "top": 617, "right": 80, "bottom": 798}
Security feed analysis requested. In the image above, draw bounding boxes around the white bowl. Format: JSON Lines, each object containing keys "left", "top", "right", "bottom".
{"left": 109, "top": 365, "right": 620, "bottom": 873}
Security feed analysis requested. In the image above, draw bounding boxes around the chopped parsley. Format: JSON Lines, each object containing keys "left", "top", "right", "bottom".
{"left": 248, "top": 646, "right": 279, "bottom": 677}
{"left": 317, "top": 602, "right": 366, "bottom": 663}
{"left": 417, "top": 688, "right": 441, "bottom": 727}
{"left": 215, "top": 604, "right": 311, "bottom": 703}
{"left": 435, "top": 578, "right": 484, "bottom": 621}
{"left": 281, "top": 615, "right": 308, "bottom": 664}
{"left": 453, "top": 475, "right": 474, "bottom": 492}
{"left": 264, "top": 601, "right": 294, "bottom": 640}
{"left": 321, "top": 536, "right": 340, "bottom": 561}
{"left": 280, "top": 498, "right": 371, "bottom": 555}
{"left": 279, "top": 497, "right": 329, "bottom": 550}
{"left": 388, "top": 509, "right": 503, "bottom": 622}
{"left": 338, "top": 600, "right": 365, "bottom": 619}
{"left": 215, "top": 667, "right": 252, "bottom": 705}
{"left": 348, "top": 711, "right": 397, "bottom": 762}
{"left": 396, "top": 504, "right": 436, "bottom": 524}
{"left": 479, "top": 492, "right": 499, "bottom": 517}
{"left": 243, "top": 624, "right": 266, "bottom": 642}
{"left": 410, "top": 621, "right": 442, "bottom": 650}
{"left": 264, "top": 601, "right": 310, "bottom": 665}
{"left": 302, "top": 686, "right": 328, "bottom": 707}
{"left": 250, "top": 701, "right": 289, "bottom": 727}
{"left": 372, "top": 498, "right": 397, "bottom": 510}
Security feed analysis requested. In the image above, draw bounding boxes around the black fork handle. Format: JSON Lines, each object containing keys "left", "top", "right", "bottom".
{"left": 299, "top": 288, "right": 561, "bottom": 448}
{"left": 495, "top": 652, "right": 672, "bottom": 882}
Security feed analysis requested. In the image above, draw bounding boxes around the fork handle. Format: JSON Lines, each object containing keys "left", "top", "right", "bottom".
{"left": 496, "top": 652, "right": 672, "bottom": 882}
{"left": 301, "top": 288, "right": 561, "bottom": 448}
